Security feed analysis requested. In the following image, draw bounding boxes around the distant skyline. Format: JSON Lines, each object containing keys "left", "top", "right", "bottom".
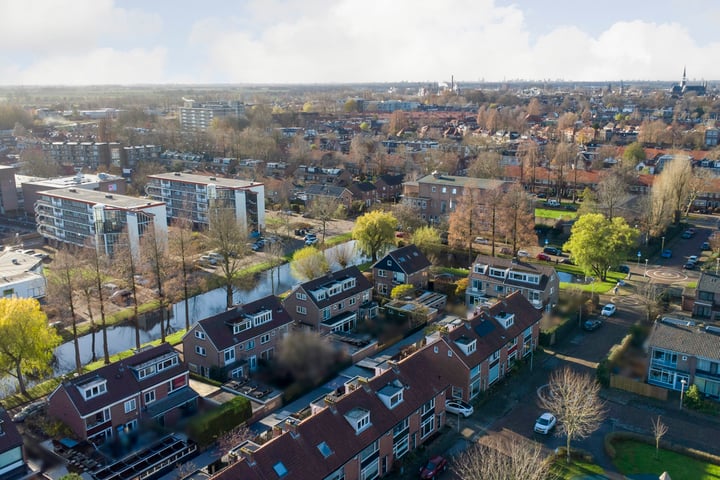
{"left": 2, "top": 0, "right": 720, "bottom": 86}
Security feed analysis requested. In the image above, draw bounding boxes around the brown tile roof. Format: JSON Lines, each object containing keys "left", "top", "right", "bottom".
{"left": 470, "top": 254, "right": 557, "bottom": 291}
{"left": 193, "top": 295, "right": 293, "bottom": 351}
{"left": 0, "top": 408, "right": 23, "bottom": 453}
{"left": 212, "top": 344, "right": 459, "bottom": 480}
{"left": 445, "top": 291, "right": 542, "bottom": 362}
{"left": 373, "top": 244, "right": 431, "bottom": 275}
{"left": 648, "top": 321, "right": 720, "bottom": 361}
{"left": 293, "top": 266, "right": 373, "bottom": 310}
{"left": 50, "top": 343, "right": 186, "bottom": 417}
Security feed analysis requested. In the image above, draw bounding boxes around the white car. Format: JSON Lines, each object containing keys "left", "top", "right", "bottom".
{"left": 445, "top": 399, "right": 474, "bottom": 418}
{"left": 517, "top": 250, "right": 530, "bottom": 257}
{"left": 688, "top": 255, "right": 699, "bottom": 264}
{"left": 534, "top": 412, "right": 557, "bottom": 434}
{"left": 601, "top": 303, "right": 616, "bottom": 317}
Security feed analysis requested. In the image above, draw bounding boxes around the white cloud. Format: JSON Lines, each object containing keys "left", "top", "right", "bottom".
{"left": 0, "top": 0, "right": 161, "bottom": 54}
{"left": 0, "top": 47, "right": 168, "bottom": 85}
{"left": 190, "top": 0, "right": 720, "bottom": 83}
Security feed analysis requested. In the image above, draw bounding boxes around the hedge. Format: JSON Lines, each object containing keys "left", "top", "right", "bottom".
{"left": 187, "top": 396, "right": 252, "bottom": 447}
{"left": 539, "top": 315, "right": 577, "bottom": 347}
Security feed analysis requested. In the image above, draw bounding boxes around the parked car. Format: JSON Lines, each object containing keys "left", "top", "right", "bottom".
{"left": 681, "top": 231, "right": 693, "bottom": 239}
{"left": 534, "top": 412, "right": 557, "bottom": 434}
{"left": 294, "top": 228, "right": 307, "bottom": 237}
{"left": 601, "top": 303, "right": 616, "bottom": 317}
{"left": 444, "top": 399, "right": 474, "bottom": 418}
{"left": 517, "top": 249, "right": 530, "bottom": 257}
{"left": 544, "top": 199, "right": 561, "bottom": 207}
{"left": 560, "top": 258, "right": 574, "bottom": 265}
{"left": 583, "top": 318, "right": 603, "bottom": 331}
{"left": 683, "top": 262, "right": 696, "bottom": 270}
{"left": 13, "top": 400, "right": 47, "bottom": 423}
{"left": 419, "top": 455, "right": 448, "bottom": 479}
{"left": 536, "top": 192, "right": 547, "bottom": 199}
{"left": 615, "top": 265, "right": 630, "bottom": 274}
{"left": 305, "top": 237, "right": 318, "bottom": 246}
{"left": 702, "top": 242, "right": 711, "bottom": 251}
{"left": 688, "top": 255, "right": 699, "bottom": 264}
{"left": 536, "top": 253, "right": 552, "bottom": 262}
{"left": 564, "top": 204, "right": 578, "bottom": 211}
{"left": 473, "top": 237, "right": 489, "bottom": 245}
{"left": 251, "top": 242, "right": 264, "bottom": 251}
{"left": 661, "top": 249, "right": 672, "bottom": 259}
{"left": 109, "top": 289, "right": 132, "bottom": 305}
{"left": 543, "top": 246, "right": 562, "bottom": 256}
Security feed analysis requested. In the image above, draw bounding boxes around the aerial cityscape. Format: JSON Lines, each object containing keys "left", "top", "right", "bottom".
{"left": 0, "top": 1, "right": 719, "bottom": 480}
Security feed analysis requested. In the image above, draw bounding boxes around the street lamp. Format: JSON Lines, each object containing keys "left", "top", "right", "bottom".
{"left": 645, "top": 259, "right": 649, "bottom": 277}
{"left": 661, "top": 236, "right": 665, "bottom": 252}
{"left": 680, "top": 378, "right": 687, "bottom": 410}
{"left": 637, "top": 251, "right": 642, "bottom": 267}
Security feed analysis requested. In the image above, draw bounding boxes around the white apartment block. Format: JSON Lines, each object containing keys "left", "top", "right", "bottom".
{"left": 0, "top": 250, "right": 46, "bottom": 300}
{"left": 179, "top": 100, "right": 244, "bottom": 132}
{"left": 145, "top": 172, "right": 265, "bottom": 233}
{"left": 35, "top": 187, "right": 168, "bottom": 257}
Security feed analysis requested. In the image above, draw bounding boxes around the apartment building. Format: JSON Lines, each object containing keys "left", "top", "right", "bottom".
{"left": 35, "top": 186, "right": 168, "bottom": 257}
{"left": 646, "top": 318, "right": 720, "bottom": 399}
{"left": 0, "top": 250, "right": 46, "bottom": 300}
{"left": 183, "top": 295, "right": 293, "bottom": 380}
{"left": 466, "top": 255, "right": 559, "bottom": 311}
{"left": 145, "top": 172, "right": 265, "bottom": 232}
{"left": 47, "top": 343, "right": 198, "bottom": 445}
{"left": 0, "top": 166, "right": 18, "bottom": 215}
{"left": 19, "top": 171, "right": 126, "bottom": 216}
{"left": 179, "top": 100, "right": 245, "bottom": 132}
{"left": 402, "top": 173, "right": 506, "bottom": 224}
{"left": 211, "top": 341, "right": 462, "bottom": 480}
{"left": 283, "top": 266, "right": 375, "bottom": 333}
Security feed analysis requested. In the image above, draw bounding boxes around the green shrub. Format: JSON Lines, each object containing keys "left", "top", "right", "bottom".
{"left": 187, "top": 396, "right": 252, "bottom": 447}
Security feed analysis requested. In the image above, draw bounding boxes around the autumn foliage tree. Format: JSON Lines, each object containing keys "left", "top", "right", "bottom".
{"left": 352, "top": 211, "right": 397, "bottom": 262}
{"left": 0, "top": 298, "right": 61, "bottom": 396}
{"left": 499, "top": 184, "right": 536, "bottom": 255}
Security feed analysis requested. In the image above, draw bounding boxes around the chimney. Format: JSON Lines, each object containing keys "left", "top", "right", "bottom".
{"left": 387, "top": 360, "right": 400, "bottom": 374}
{"left": 284, "top": 417, "right": 300, "bottom": 438}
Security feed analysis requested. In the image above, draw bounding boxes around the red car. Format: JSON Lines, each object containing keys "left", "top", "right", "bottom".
{"left": 419, "top": 455, "right": 447, "bottom": 479}
{"left": 536, "top": 253, "right": 552, "bottom": 262}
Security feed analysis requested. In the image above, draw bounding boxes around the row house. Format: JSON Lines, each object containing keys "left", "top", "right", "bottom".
{"left": 466, "top": 255, "right": 559, "bottom": 311}
{"left": 34, "top": 186, "right": 168, "bottom": 258}
{"left": 145, "top": 172, "right": 265, "bottom": 232}
{"left": 283, "top": 266, "right": 375, "bottom": 333}
{"left": 646, "top": 318, "right": 720, "bottom": 399}
{"left": 372, "top": 244, "right": 431, "bottom": 297}
{"left": 48, "top": 343, "right": 198, "bottom": 445}
{"left": 348, "top": 182, "right": 377, "bottom": 208}
{"left": 295, "top": 166, "right": 353, "bottom": 187}
{"left": 375, "top": 174, "right": 404, "bottom": 202}
{"left": 401, "top": 173, "right": 506, "bottom": 224}
{"left": 0, "top": 165, "right": 18, "bottom": 215}
{"left": 304, "top": 184, "right": 354, "bottom": 211}
{"left": 212, "top": 341, "right": 461, "bottom": 480}
{"left": 0, "top": 409, "right": 27, "bottom": 479}
{"left": 689, "top": 272, "right": 720, "bottom": 320}
{"left": 183, "top": 295, "right": 293, "bottom": 380}
{"left": 428, "top": 291, "right": 543, "bottom": 401}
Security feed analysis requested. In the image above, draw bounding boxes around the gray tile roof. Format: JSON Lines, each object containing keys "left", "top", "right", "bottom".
{"left": 647, "top": 321, "right": 720, "bottom": 361}
{"left": 697, "top": 272, "right": 720, "bottom": 295}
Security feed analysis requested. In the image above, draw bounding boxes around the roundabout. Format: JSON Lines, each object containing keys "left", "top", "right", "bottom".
{"left": 644, "top": 268, "right": 688, "bottom": 283}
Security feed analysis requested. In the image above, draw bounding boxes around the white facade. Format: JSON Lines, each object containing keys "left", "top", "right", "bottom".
{"left": 0, "top": 250, "right": 46, "bottom": 299}
{"left": 145, "top": 172, "right": 265, "bottom": 233}
{"left": 35, "top": 187, "right": 167, "bottom": 258}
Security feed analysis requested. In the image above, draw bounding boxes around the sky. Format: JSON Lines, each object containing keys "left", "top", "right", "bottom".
{"left": 1, "top": 0, "right": 719, "bottom": 86}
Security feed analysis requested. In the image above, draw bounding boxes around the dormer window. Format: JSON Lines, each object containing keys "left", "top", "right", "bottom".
{"left": 390, "top": 390, "right": 403, "bottom": 407}
{"left": 79, "top": 379, "right": 107, "bottom": 400}
{"left": 454, "top": 336, "right": 477, "bottom": 356}
{"left": 495, "top": 312, "right": 515, "bottom": 329}
{"left": 344, "top": 408, "right": 371, "bottom": 434}
{"left": 233, "top": 322, "right": 251, "bottom": 334}
{"left": 377, "top": 383, "right": 404, "bottom": 409}
{"left": 489, "top": 268, "right": 506, "bottom": 279}
{"left": 474, "top": 264, "right": 488, "bottom": 274}
{"left": 251, "top": 310, "right": 272, "bottom": 327}
{"left": 342, "top": 278, "right": 356, "bottom": 290}
{"left": 328, "top": 284, "right": 342, "bottom": 297}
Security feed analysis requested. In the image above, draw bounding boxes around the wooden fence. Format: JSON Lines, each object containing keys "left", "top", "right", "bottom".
{"left": 610, "top": 374, "right": 668, "bottom": 400}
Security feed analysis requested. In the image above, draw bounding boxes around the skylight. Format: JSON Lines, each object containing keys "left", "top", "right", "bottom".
{"left": 273, "top": 461, "right": 288, "bottom": 477}
{"left": 317, "top": 441, "right": 333, "bottom": 458}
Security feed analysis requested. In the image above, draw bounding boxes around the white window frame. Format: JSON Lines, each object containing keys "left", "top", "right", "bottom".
{"left": 144, "top": 390, "right": 156, "bottom": 404}
{"left": 124, "top": 399, "right": 136, "bottom": 413}
{"left": 296, "top": 306, "right": 307, "bottom": 315}
{"left": 195, "top": 346, "right": 206, "bottom": 356}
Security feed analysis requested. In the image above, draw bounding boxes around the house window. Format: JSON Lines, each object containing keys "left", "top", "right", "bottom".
{"left": 378, "top": 284, "right": 388, "bottom": 295}
{"left": 296, "top": 292, "right": 307, "bottom": 301}
{"left": 431, "top": 187, "right": 436, "bottom": 192}
{"left": 356, "top": 414, "right": 370, "bottom": 433}
{"left": 224, "top": 348, "right": 235, "bottom": 364}
{"left": 363, "top": 292, "right": 370, "bottom": 302}
{"left": 296, "top": 306, "right": 307, "bottom": 315}
{"left": 420, "top": 414, "right": 435, "bottom": 439}
{"left": 389, "top": 391, "right": 403, "bottom": 408}
{"left": 495, "top": 285, "right": 504, "bottom": 293}
{"left": 124, "top": 399, "right": 136, "bottom": 413}
{"left": 323, "top": 308, "right": 331, "bottom": 320}
{"left": 261, "top": 334, "right": 270, "bottom": 344}
{"left": 349, "top": 297, "right": 356, "bottom": 306}
{"left": 144, "top": 390, "right": 156, "bottom": 404}
{"left": 83, "top": 381, "right": 107, "bottom": 400}
{"left": 442, "top": 187, "right": 447, "bottom": 193}
{"left": 338, "top": 301, "right": 344, "bottom": 310}
{"left": 246, "top": 339, "right": 255, "bottom": 350}
{"left": 194, "top": 330, "right": 205, "bottom": 340}
{"left": 195, "top": 346, "right": 206, "bottom": 356}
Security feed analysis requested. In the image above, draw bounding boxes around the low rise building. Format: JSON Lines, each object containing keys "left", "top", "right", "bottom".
{"left": 0, "top": 408, "right": 27, "bottom": 479}
{"left": 0, "top": 249, "right": 46, "bottom": 300}
{"left": 183, "top": 295, "right": 293, "bottom": 380}
{"left": 372, "top": 244, "right": 431, "bottom": 297}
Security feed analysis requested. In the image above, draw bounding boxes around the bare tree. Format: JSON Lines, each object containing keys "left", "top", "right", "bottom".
{"left": 653, "top": 155, "right": 693, "bottom": 224}
{"left": 168, "top": 219, "right": 199, "bottom": 331}
{"left": 595, "top": 170, "right": 631, "bottom": 219}
{"left": 308, "top": 196, "right": 346, "bottom": 244}
{"left": 45, "top": 246, "right": 82, "bottom": 374}
{"left": 141, "top": 229, "right": 174, "bottom": 343}
{"left": 328, "top": 242, "right": 356, "bottom": 269}
{"left": 390, "top": 203, "right": 426, "bottom": 234}
{"left": 480, "top": 187, "right": 505, "bottom": 257}
{"left": 206, "top": 208, "right": 249, "bottom": 309}
{"left": 651, "top": 416, "right": 669, "bottom": 459}
{"left": 448, "top": 189, "right": 481, "bottom": 262}
{"left": 83, "top": 241, "right": 111, "bottom": 364}
{"left": 216, "top": 424, "right": 253, "bottom": 464}
{"left": 467, "top": 151, "right": 503, "bottom": 179}
{"left": 499, "top": 184, "right": 536, "bottom": 256}
{"left": 539, "top": 367, "right": 606, "bottom": 463}
{"left": 551, "top": 142, "right": 575, "bottom": 200}
{"left": 113, "top": 232, "right": 143, "bottom": 348}
{"left": 75, "top": 262, "right": 100, "bottom": 362}
{"left": 453, "top": 436, "right": 551, "bottom": 480}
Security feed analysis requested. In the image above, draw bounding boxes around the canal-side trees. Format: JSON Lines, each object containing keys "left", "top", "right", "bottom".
{"left": 290, "top": 246, "right": 329, "bottom": 282}
{"left": 206, "top": 208, "right": 249, "bottom": 309}
{"left": 45, "top": 246, "right": 82, "bottom": 374}
{"left": 0, "top": 298, "right": 61, "bottom": 396}
{"left": 352, "top": 210, "right": 397, "bottom": 262}
{"left": 82, "top": 240, "right": 112, "bottom": 364}
{"left": 168, "top": 218, "right": 200, "bottom": 331}
{"left": 141, "top": 228, "right": 175, "bottom": 343}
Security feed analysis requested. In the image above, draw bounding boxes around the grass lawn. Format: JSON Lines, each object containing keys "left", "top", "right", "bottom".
{"left": 550, "top": 457, "right": 605, "bottom": 480}
{"left": 535, "top": 208, "right": 579, "bottom": 220}
{"left": 555, "top": 264, "right": 626, "bottom": 294}
{"left": 612, "top": 440, "right": 720, "bottom": 480}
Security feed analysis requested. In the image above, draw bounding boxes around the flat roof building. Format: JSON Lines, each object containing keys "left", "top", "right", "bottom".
{"left": 146, "top": 172, "right": 264, "bottom": 232}
{"left": 35, "top": 187, "right": 167, "bottom": 257}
